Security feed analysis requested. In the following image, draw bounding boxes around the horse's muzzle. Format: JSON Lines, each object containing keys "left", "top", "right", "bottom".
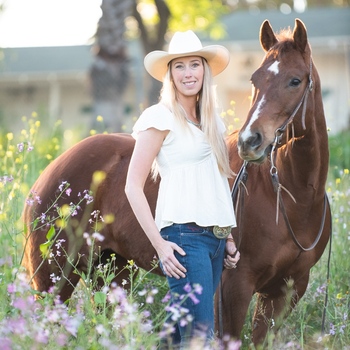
{"left": 238, "top": 132, "right": 270, "bottom": 163}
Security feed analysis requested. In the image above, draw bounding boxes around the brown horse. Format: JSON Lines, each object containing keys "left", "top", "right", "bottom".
{"left": 22, "top": 19, "right": 330, "bottom": 346}
{"left": 215, "top": 19, "right": 331, "bottom": 345}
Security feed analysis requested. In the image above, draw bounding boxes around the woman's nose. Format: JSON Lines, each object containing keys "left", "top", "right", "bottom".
{"left": 184, "top": 66, "right": 192, "bottom": 77}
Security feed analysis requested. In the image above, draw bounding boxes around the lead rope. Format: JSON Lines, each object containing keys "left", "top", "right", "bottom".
{"left": 218, "top": 161, "right": 248, "bottom": 339}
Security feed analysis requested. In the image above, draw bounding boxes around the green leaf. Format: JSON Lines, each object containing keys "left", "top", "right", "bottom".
{"left": 39, "top": 226, "right": 56, "bottom": 258}
{"left": 94, "top": 291, "right": 107, "bottom": 305}
{"left": 46, "top": 225, "right": 55, "bottom": 240}
{"left": 39, "top": 241, "right": 51, "bottom": 257}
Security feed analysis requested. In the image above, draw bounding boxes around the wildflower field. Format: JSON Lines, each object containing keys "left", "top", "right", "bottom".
{"left": 0, "top": 114, "right": 349, "bottom": 349}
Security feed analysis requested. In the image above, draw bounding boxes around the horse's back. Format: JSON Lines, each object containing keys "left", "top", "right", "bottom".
{"left": 25, "top": 133, "right": 134, "bottom": 212}
{"left": 22, "top": 133, "right": 137, "bottom": 283}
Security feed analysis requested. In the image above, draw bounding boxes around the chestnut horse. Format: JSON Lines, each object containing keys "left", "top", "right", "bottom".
{"left": 22, "top": 19, "right": 330, "bottom": 345}
{"left": 215, "top": 19, "right": 331, "bottom": 345}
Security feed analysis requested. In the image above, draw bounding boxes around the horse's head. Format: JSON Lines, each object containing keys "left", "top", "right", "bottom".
{"left": 238, "top": 19, "right": 313, "bottom": 163}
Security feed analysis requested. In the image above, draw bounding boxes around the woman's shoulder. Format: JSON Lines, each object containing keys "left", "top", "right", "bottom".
{"left": 142, "top": 103, "right": 172, "bottom": 116}
{"left": 133, "top": 103, "right": 175, "bottom": 134}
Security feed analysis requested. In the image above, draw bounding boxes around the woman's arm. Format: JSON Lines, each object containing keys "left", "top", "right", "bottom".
{"left": 125, "top": 127, "right": 187, "bottom": 279}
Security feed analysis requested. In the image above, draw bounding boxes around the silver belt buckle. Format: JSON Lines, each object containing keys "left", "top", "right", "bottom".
{"left": 213, "top": 226, "right": 231, "bottom": 239}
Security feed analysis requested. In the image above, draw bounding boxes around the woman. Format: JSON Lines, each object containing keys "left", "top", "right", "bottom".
{"left": 125, "top": 30, "right": 240, "bottom": 346}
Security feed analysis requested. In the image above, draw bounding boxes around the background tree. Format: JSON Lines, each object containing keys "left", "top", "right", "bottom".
{"left": 90, "top": 0, "right": 133, "bottom": 132}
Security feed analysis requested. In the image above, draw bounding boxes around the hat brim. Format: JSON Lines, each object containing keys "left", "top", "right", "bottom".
{"left": 144, "top": 45, "right": 230, "bottom": 82}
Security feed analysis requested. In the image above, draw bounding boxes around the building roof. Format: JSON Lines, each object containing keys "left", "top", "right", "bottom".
{"left": 220, "top": 6, "right": 350, "bottom": 43}
{"left": 0, "top": 45, "right": 93, "bottom": 78}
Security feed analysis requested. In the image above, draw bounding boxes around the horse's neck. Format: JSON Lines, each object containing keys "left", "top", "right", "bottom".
{"left": 277, "top": 108, "right": 329, "bottom": 197}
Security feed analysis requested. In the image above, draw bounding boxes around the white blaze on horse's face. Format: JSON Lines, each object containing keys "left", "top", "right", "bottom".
{"left": 268, "top": 60, "right": 280, "bottom": 75}
{"left": 240, "top": 96, "right": 266, "bottom": 142}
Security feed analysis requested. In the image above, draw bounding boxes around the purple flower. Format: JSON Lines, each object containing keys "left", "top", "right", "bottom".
{"left": 83, "top": 232, "right": 92, "bottom": 246}
{"left": 64, "top": 316, "right": 82, "bottom": 337}
{"left": 17, "top": 143, "right": 24, "bottom": 152}
{"left": 227, "top": 339, "right": 242, "bottom": 350}
{"left": 35, "top": 329, "right": 49, "bottom": 344}
{"left": 58, "top": 181, "right": 68, "bottom": 192}
{"left": 83, "top": 190, "right": 94, "bottom": 204}
{"left": 315, "top": 283, "right": 326, "bottom": 297}
{"left": 92, "top": 232, "right": 105, "bottom": 242}
{"left": 183, "top": 283, "right": 191, "bottom": 293}
{"left": 193, "top": 283, "right": 203, "bottom": 295}
{"left": 40, "top": 213, "right": 46, "bottom": 223}
{"left": 56, "top": 333, "right": 68, "bottom": 346}
{"left": 12, "top": 298, "right": 27, "bottom": 312}
{"left": 26, "top": 190, "right": 41, "bottom": 206}
{"left": 7, "top": 283, "right": 16, "bottom": 294}
{"left": 188, "top": 293, "right": 200, "bottom": 305}
{"left": 0, "top": 338, "right": 12, "bottom": 350}
{"left": 27, "top": 142, "right": 34, "bottom": 152}
{"left": 146, "top": 295, "right": 154, "bottom": 304}
{"left": 26, "top": 198, "right": 34, "bottom": 206}
{"left": 0, "top": 175, "right": 14, "bottom": 184}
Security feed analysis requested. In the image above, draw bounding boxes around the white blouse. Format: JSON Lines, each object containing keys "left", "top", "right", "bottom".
{"left": 132, "top": 103, "right": 236, "bottom": 231}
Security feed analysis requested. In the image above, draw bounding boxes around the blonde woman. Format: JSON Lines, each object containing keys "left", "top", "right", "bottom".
{"left": 125, "top": 30, "right": 240, "bottom": 346}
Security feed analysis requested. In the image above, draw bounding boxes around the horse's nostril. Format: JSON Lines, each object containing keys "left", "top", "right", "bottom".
{"left": 247, "top": 132, "right": 262, "bottom": 149}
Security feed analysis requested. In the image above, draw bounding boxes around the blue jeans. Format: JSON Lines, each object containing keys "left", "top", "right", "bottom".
{"left": 160, "top": 223, "right": 226, "bottom": 346}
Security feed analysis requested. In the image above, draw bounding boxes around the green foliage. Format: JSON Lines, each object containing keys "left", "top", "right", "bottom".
{"left": 137, "top": 0, "right": 229, "bottom": 38}
{"left": 166, "top": 0, "right": 229, "bottom": 38}
{"left": 328, "top": 131, "right": 350, "bottom": 176}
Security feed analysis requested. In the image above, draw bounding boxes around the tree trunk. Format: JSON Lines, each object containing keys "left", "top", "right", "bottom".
{"left": 132, "top": 0, "right": 170, "bottom": 105}
{"left": 90, "top": 0, "right": 133, "bottom": 132}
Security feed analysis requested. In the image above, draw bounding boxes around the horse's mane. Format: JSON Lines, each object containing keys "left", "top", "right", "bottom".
{"left": 275, "top": 27, "right": 293, "bottom": 41}
{"left": 272, "top": 27, "right": 306, "bottom": 54}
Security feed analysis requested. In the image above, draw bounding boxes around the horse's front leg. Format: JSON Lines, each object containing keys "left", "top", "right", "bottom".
{"left": 251, "top": 273, "right": 309, "bottom": 346}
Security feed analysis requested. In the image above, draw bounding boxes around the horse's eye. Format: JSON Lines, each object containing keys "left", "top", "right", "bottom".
{"left": 290, "top": 78, "right": 301, "bottom": 87}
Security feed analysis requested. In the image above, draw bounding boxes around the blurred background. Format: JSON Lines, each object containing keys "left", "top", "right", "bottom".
{"left": 0, "top": 0, "right": 349, "bottom": 136}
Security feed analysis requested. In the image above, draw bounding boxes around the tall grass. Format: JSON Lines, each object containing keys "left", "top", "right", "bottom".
{"left": 0, "top": 113, "right": 349, "bottom": 349}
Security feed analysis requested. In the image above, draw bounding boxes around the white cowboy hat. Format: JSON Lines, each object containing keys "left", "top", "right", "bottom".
{"left": 144, "top": 30, "right": 230, "bottom": 82}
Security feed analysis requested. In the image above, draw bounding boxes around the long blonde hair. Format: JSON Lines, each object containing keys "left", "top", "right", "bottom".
{"left": 159, "top": 59, "right": 233, "bottom": 178}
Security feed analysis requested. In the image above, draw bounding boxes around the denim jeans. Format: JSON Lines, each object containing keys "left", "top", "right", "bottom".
{"left": 160, "top": 223, "right": 226, "bottom": 346}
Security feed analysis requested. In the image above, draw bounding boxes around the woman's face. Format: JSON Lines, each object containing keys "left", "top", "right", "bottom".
{"left": 170, "top": 56, "right": 204, "bottom": 98}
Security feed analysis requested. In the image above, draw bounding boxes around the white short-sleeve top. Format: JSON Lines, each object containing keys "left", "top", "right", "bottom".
{"left": 132, "top": 103, "right": 236, "bottom": 231}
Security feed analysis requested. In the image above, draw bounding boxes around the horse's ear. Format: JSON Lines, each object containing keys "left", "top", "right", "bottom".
{"left": 293, "top": 19, "right": 308, "bottom": 53}
{"left": 260, "top": 20, "right": 278, "bottom": 52}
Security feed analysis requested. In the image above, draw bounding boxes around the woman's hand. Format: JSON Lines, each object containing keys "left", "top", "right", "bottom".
{"left": 156, "top": 239, "right": 187, "bottom": 279}
{"left": 224, "top": 238, "right": 240, "bottom": 269}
